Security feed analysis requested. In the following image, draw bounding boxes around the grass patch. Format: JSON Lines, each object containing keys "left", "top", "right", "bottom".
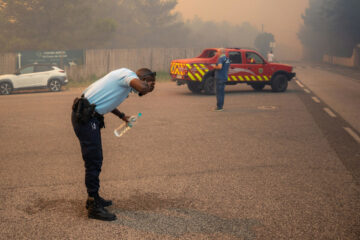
{"left": 66, "top": 71, "right": 171, "bottom": 89}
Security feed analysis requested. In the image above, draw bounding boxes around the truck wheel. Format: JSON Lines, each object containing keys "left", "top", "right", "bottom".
{"left": 187, "top": 81, "right": 202, "bottom": 94}
{"left": 271, "top": 74, "right": 288, "bottom": 92}
{"left": 48, "top": 79, "right": 61, "bottom": 92}
{"left": 0, "top": 82, "right": 13, "bottom": 95}
{"left": 251, "top": 83, "right": 265, "bottom": 91}
{"left": 204, "top": 76, "right": 216, "bottom": 95}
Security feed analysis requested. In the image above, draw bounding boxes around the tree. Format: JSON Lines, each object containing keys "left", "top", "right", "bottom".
{"left": 298, "top": 0, "right": 360, "bottom": 60}
{"left": 254, "top": 32, "right": 275, "bottom": 57}
{"left": 184, "top": 18, "right": 260, "bottom": 49}
{"left": 0, "top": 0, "right": 100, "bottom": 51}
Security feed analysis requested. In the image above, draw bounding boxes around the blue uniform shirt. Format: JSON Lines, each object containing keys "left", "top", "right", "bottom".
{"left": 83, "top": 68, "right": 138, "bottom": 115}
{"left": 215, "top": 54, "right": 230, "bottom": 81}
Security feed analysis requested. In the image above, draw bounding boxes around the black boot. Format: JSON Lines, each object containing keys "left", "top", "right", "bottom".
{"left": 87, "top": 197, "right": 117, "bottom": 221}
{"left": 86, "top": 195, "right": 112, "bottom": 209}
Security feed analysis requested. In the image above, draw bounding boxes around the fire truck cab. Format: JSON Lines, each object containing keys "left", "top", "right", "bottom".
{"left": 170, "top": 48, "right": 296, "bottom": 94}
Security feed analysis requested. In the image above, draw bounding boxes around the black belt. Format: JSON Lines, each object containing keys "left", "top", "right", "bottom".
{"left": 93, "top": 111, "right": 103, "bottom": 119}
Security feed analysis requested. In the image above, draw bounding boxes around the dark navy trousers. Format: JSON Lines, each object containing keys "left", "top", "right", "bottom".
{"left": 216, "top": 78, "right": 226, "bottom": 109}
{"left": 71, "top": 111, "right": 103, "bottom": 197}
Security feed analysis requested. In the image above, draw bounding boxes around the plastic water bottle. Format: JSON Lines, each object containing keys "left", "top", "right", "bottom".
{"left": 114, "top": 113, "right": 142, "bottom": 137}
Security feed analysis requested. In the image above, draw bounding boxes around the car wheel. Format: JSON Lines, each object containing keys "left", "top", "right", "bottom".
{"left": 0, "top": 82, "right": 13, "bottom": 95}
{"left": 271, "top": 74, "right": 288, "bottom": 92}
{"left": 48, "top": 79, "right": 61, "bottom": 92}
{"left": 187, "top": 81, "right": 202, "bottom": 94}
{"left": 203, "top": 76, "right": 216, "bottom": 95}
{"left": 251, "top": 82, "right": 266, "bottom": 91}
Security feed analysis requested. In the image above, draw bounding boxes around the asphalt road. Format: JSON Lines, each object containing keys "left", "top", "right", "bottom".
{"left": 0, "top": 68, "right": 359, "bottom": 239}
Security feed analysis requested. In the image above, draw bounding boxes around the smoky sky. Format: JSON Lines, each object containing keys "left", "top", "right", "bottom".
{"left": 175, "top": 0, "right": 309, "bottom": 60}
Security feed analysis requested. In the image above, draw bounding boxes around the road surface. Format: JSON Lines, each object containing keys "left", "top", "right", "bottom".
{"left": 0, "top": 65, "right": 359, "bottom": 239}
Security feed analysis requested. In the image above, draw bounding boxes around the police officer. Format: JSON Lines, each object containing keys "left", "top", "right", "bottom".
{"left": 212, "top": 48, "right": 230, "bottom": 111}
{"left": 71, "top": 68, "right": 156, "bottom": 221}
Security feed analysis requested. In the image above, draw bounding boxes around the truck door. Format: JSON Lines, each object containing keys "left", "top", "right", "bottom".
{"left": 227, "top": 51, "right": 246, "bottom": 82}
{"left": 243, "top": 51, "right": 271, "bottom": 82}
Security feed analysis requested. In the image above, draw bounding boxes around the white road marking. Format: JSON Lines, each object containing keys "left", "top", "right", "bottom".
{"left": 304, "top": 88, "right": 311, "bottom": 94}
{"left": 312, "top": 96, "right": 321, "bottom": 103}
{"left": 344, "top": 127, "right": 360, "bottom": 144}
{"left": 323, "top": 108, "right": 337, "bottom": 118}
{"left": 296, "top": 80, "right": 304, "bottom": 88}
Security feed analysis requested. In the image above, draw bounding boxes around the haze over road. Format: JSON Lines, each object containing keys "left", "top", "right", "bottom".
{"left": 0, "top": 66, "right": 359, "bottom": 239}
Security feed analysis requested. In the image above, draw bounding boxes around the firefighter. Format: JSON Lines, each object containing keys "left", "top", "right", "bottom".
{"left": 211, "top": 48, "right": 230, "bottom": 111}
{"left": 71, "top": 68, "right": 156, "bottom": 221}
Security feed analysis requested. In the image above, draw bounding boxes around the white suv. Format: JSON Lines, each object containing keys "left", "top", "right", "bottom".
{"left": 0, "top": 64, "right": 68, "bottom": 95}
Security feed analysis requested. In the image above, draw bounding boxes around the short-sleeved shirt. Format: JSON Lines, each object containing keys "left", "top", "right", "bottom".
{"left": 83, "top": 68, "right": 138, "bottom": 115}
{"left": 215, "top": 54, "right": 230, "bottom": 81}
{"left": 267, "top": 53, "right": 274, "bottom": 62}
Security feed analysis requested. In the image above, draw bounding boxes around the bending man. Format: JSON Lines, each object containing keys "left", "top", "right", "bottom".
{"left": 71, "top": 68, "right": 156, "bottom": 221}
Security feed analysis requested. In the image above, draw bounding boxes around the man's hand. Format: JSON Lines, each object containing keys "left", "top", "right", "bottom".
{"left": 111, "top": 108, "right": 129, "bottom": 122}
{"left": 211, "top": 63, "right": 222, "bottom": 69}
{"left": 121, "top": 114, "right": 130, "bottom": 123}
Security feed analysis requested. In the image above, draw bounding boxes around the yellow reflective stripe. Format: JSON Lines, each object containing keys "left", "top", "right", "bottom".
{"left": 238, "top": 76, "right": 244, "bottom": 81}
{"left": 193, "top": 64, "right": 205, "bottom": 76}
{"left": 227, "top": 77, "right": 230, "bottom": 81}
{"left": 186, "top": 64, "right": 198, "bottom": 81}
{"left": 251, "top": 76, "right": 256, "bottom": 81}
{"left": 245, "top": 76, "right": 250, "bottom": 81}
{"left": 194, "top": 73, "right": 202, "bottom": 81}
{"left": 257, "top": 76, "right": 263, "bottom": 81}
{"left": 170, "top": 64, "right": 174, "bottom": 73}
{"left": 188, "top": 72, "right": 196, "bottom": 81}
{"left": 200, "top": 64, "right": 209, "bottom": 72}
{"left": 231, "top": 76, "right": 237, "bottom": 81}
{"left": 263, "top": 76, "right": 269, "bottom": 81}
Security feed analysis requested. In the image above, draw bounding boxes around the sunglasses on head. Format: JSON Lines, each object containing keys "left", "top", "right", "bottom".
{"left": 141, "top": 71, "right": 156, "bottom": 79}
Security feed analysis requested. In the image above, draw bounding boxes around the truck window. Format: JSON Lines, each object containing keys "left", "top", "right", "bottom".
{"left": 246, "top": 52, "right": 264, "bottom": 64}
{"left": 198, "top": 50, "right": 217, "bottom": 58}
{"left": 228, "top": 52, "right": 242, "bottom": 64}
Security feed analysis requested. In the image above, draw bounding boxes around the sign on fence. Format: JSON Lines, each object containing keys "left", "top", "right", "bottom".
{"left": 17, "top": 50, "right": 84, "bottom": 68}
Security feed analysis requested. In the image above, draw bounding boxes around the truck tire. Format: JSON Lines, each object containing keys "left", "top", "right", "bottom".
{"left": 187, "top": 81, "right": 202, "bottom": 94}
{"left": 203, "top": 76, "right": 216, "bottom": 95}
{"left": 271, "top": 74, "right": 288, "bottom": 92}
{"left": 251, "top": 82, "right": 265, "bottom": 91}
{"left": 0, "top": 82, "right": 13, "bottom": 95}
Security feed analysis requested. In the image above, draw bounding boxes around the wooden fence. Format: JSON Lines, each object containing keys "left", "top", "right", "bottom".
{"left": 0, "top": 53, "right": 16, "bottom": 75}
{"left": 323, "top": 45, "right": 360, "bottom": 68}
{"left": 0, "top": 48, "right": 203, "bottom": 81}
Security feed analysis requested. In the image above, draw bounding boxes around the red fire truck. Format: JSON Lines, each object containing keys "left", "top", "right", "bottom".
{"left": 170, "top": 48, "right": 296, "bottom": 94}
